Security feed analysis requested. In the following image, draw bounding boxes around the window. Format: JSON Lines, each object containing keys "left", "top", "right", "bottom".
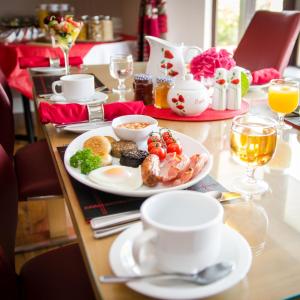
{"left": 214, "top": 0, "right": 284, "bottom": 50}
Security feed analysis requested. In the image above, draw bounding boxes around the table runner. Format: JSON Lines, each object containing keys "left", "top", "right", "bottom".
{"left": 57, "top": 146, "right": 227, "bottom": 222}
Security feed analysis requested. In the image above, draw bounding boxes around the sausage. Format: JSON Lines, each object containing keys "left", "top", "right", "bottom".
{"left": 141, "top": 154, "right": 161, "bottom": 187}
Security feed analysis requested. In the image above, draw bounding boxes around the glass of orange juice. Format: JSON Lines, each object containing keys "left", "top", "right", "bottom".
{"left": 268, "top": 79, "right": 299, "bottom": 130}
{"left": 230, "top": 115, "right": 277, "bottom": 195}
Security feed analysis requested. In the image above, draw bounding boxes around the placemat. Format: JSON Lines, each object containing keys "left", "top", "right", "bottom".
{"left": 57, "top": 146, "right": 227, "bottom": 222}
{"left": 144, "top": 100, "right": 249, "bottom": 122}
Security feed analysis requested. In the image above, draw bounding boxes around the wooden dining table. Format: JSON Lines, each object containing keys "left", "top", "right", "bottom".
{"left": 34, "top": 63, "right": 300, "bottom": 300}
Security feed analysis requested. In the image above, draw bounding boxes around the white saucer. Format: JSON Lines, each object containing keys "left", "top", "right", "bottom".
{"left": 109, "top": 223, "right": 252, "bottom": 300}
{"left": 249, "top": 82, "right": 271, "bottom": 91}
{"left": 31, "top": 67, "right": 66, "bottom": 74}
{"left": 50, "top": 91, "right": 108, "bottom": 104}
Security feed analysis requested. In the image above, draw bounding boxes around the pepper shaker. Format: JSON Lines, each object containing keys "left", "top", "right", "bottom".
{"left": 212, "top": 68, "right": 227, "bottom": 111}
{"left": 227, "top": 67, "right": 242, "bottom": 110}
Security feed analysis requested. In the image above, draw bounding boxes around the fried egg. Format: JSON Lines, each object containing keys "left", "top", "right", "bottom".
{"left": 88, "top": 165, "right": 143, "bottom": 190}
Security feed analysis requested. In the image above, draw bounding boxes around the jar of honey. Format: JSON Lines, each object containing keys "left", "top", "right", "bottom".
{"left": 154, "top": 76, "right": 174, "bottom": 109}
{"left": 133, "top": 74, "right": 153, "bottom": 105}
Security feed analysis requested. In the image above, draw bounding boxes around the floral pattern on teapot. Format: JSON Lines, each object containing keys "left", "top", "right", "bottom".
{"left": 171, "top": 94, "right": 186, "bottom": 114}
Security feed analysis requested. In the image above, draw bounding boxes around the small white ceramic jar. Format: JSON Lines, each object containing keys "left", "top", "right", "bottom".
{"left": 167, "top": 74, "right": 209, "bottom": 116}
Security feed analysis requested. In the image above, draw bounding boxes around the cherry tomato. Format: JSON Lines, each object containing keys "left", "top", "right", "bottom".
{"left": 165, "top": 137, "right": 177, "bottom": 145}
{"left": 149, "top": 147, "right": 166, "bottom": 160}
{"left": 148, "top": 142, "right": 162, "bottom": 151}
{"left": 167, "top": 143, "right": 182, "bottom": 155}
{"left": 161, "top": 131, "right": 172, "bottom": 141}
{"left": 147, "top": 135, "right": 161, "bottom": 145}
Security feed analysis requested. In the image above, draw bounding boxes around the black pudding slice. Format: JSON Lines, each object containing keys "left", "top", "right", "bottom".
{"left": 120, "top": 150, "right": 148, "bottom": 168}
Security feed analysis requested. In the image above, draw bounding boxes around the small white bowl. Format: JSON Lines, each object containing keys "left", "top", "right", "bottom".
{"left": 112, "top": 115, "right": 158, "bottom": 142}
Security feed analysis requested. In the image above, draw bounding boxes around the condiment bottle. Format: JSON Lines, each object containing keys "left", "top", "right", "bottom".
{"left": 48, "top": 3, "right": 59, "bottom": 18}
{"left": 133, "top": 74, "right": 153, "bottom": 105}
{"left": 102, "top": 16, "right": 114, "bottom": 41}
{"left": 37, "top": 3, "right": 48, "bottom": 29}
{"left": 78, "top": 15, "right": 89, "bottom": 41}
{"left": 154, "top": 76, "right": 174, "bottom": 109}
{"left": 58, "top": 3, "right": 70, "bottom": 17}
{"left": 89, "top": 16, "right": 103, "bottom": 41}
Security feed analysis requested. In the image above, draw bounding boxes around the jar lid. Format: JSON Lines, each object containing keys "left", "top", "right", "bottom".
{"left": 156, "top": 76, "right": 174, "bottom": 84}
{"left": 174, "top": 73, "right": 205, "bottom": 90}
{"left": 39, "top": 4, "right": 47, "bottom": 10}
{"left": 59, "top": 3, "right": 69, "bottom": 11}
{"left": 48, "top": 3, "right": 59, "bottom": 11}
{"left": 134, "top": 73, "right": 153, "bottom": 81}
{"left": 104, "top": 16, "right": 111, "bottom": 20}
{"left": 81, "top": 15, "right": 89, "bottom": 21}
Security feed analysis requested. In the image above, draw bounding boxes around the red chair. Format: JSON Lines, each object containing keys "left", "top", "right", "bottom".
{"left": 0, "top": 144, "right": 96, "bottom": 300}
{"left": 233, "top": 10, "right": 300, "bottom": 74}
{"left": 0, "top": 80, "right": 61, "bottom": 200}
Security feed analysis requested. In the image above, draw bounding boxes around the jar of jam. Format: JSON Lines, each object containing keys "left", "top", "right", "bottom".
{"left": 154, "top": 76, "right": 174, "bottom": 109}
{"left": 133, "top": 74, "right": 153, "bottom": 105}
{"left": 78, "top": 15, "right": 89, "bottom": 41}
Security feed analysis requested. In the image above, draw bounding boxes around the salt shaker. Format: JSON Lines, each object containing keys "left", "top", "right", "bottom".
{"left": 227, "top": 67, "right": 242, "bottom": 110}
{"left": 212, "top": 68, "right": 227, "bottom": 110}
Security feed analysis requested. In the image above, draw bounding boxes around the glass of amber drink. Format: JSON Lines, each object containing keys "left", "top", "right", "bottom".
{"left": 230, "top": 115, "right": 277, "bottom": 195}
{"left": 268, "top": 79, "right": 299, "bottom": 130}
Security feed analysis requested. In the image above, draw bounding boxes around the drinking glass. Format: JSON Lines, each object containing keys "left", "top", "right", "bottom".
{"left": 268, "top": 79, "right": 299, "bottom": 130}
{"left": 230, "top": 115, "right": 277, "bottom": 195}
{"left": 48, "top": 17, "right": 82, "bottom": 75}
{"left": 109, "top": 54, "right": 133, "bottom": 100}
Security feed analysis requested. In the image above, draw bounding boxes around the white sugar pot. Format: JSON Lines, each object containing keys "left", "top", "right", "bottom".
{"left": 167, "top": 74, "right": 209, "bottom": 116}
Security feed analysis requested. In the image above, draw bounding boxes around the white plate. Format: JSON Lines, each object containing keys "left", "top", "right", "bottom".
{"left": 31, "top": 67, "right": 66, "bottom": 74}
{"left": 109, "top": 223, "right": 252, "bottom": 300}
{"left": 64, "top": 126, "right": 213, "bottom": 197}
{"left": 50, "top": 91, "right": 108, "bottom": 104}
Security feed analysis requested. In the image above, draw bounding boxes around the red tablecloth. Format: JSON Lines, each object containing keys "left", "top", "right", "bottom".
{"left": 0, "top": 34, "right": 136, "bottom": 99}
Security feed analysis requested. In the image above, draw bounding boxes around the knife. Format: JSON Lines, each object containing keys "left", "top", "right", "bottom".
{"left": 90, "top": 210, "right": 140, "bottom": 230}
{"left": 93, "top": 221, "right": 139, "bottom": 239}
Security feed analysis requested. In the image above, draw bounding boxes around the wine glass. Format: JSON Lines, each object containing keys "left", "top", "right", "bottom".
{"left": 109, "top": 54, "right": 133, "bottom": 100}
{"left": 268, "top": 79, "right": 299, "bottom": 130}
{"left": 46, "top": 16, "right": 82, "bottom": 75}
{"left": 230, "top": 114, "right": 277, "bottom": 196}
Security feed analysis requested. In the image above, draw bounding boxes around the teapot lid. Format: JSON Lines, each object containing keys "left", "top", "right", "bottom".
{"left": 175, "top": 74, "right": 205, "bottom": 90}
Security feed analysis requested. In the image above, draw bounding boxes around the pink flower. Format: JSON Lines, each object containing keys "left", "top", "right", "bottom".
{"left": 190, "top": 47, "right": 236, "bottom": 80}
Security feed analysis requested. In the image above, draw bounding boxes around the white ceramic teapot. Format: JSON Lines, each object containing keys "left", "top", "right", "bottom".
{"left": 167, "top": 74, "right": 209, "bottom": 116}
{"left": 145, "top": 36, "right": 201, "bottom": 79}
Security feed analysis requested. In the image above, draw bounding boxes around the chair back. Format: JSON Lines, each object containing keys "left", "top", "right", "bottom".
{"left": 0, "top": 144, "right": 18, "bottom": 299}
{"left": 0, "top": 144, "right": 18, "bottom": 267}
{"left": 0, "top": 83, "right": 15, "bottom": 158}
{"left": 233, "top": 10, "right": 300, "bottom": 74}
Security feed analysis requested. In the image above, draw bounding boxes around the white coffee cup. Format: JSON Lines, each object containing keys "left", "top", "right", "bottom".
{"left": 132, "top": 191, "right": 224, "bottom": 273}
{"left": 51, "top": 74, "right": 95, "bottom": 100}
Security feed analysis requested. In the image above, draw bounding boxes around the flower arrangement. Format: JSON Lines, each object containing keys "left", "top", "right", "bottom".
{"left": 190, "top": 48, "right": 236, "bottom": 80}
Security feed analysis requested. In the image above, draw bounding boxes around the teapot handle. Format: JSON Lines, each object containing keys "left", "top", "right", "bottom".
{"left": 183, "top": 46, "right": 202, "bottom": 63}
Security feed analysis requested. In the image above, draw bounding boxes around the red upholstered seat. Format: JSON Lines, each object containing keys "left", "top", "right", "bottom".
{"left": 14, "top": 140, "right": 62, "bottom": 199}
{"left": 0, "top": 71, "right": 62, "bottom": 199}
{"left": 20, "top": 244, "right": 96, "bottom": 300}
{"left": 233, "top": 10, "right": 300, "bottom": 74}
{"left": 0, "top": 144, "right": 96, "bottom": 300}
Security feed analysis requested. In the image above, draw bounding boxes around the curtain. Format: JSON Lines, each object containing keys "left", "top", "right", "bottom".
{"left": 137, "top": 0, "right": 168, "bottom": 61}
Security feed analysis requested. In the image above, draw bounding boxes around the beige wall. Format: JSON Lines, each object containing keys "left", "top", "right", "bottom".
{"left": 167, "top": 0, "right": 212, "bottom": 49}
